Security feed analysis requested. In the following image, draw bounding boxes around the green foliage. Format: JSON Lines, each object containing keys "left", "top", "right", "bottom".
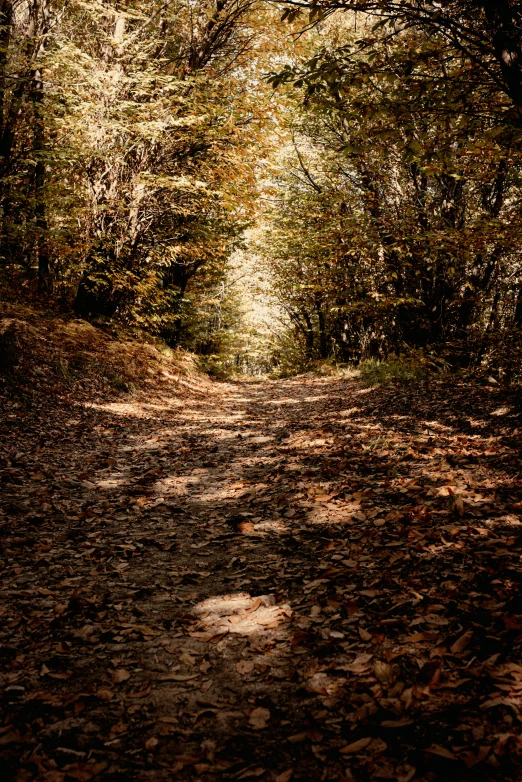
{"left": 261, "top": 16, "right": 522, "bottom": 379}
{"left": 275, "top": 1, "right": 522, "bottom": 118}
{"left": 0, "top": 0, "right": 277, "bottom": 366}
{"left": 359, "top": 350, "right": 448, "bottom": 387}
{"left": 4, "top": 0, "right": 522, "bottom": 381}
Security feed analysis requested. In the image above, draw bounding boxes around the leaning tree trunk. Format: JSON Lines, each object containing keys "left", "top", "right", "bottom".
{"left": 33, "top": 72, "right": 51, "bottom": 293}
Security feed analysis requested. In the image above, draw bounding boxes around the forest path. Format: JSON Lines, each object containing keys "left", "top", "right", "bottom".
{"left": 2, "top": 373, "right": 522, "bottom": 780}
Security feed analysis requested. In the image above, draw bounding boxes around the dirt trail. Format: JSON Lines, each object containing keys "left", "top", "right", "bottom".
{"left": 2, "top": 374, "right": 522, "bottom": 781}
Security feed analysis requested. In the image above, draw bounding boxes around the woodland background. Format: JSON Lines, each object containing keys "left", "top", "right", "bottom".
{"left": 4, "top": 5, "right": 522, "bottom": 780}
{"left": 1, "top": 0, "right": 522, "bottom": 381}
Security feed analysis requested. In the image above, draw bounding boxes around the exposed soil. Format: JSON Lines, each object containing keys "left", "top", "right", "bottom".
{"left": 2, "top": 366, "right": 522, "bottom": 781}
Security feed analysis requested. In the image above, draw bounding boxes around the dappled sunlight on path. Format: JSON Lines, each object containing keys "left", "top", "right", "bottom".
{"left": 2, "top": 374, "right": 522, "bottom": 779}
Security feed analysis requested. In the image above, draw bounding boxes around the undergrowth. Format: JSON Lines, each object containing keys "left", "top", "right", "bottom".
{"left": 359, "top": 350, "right": 449, "bottom": 386}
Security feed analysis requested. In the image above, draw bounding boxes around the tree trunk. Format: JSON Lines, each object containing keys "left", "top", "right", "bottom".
{"left": 32, "top": 58, "right": 51, "bottom": 291}
{"left": 315, "top": 295, "right": 328, "bottom": 358}
{"left": 171, "top": 275, "right": 189, "bottom": 345}
{"left": 481, "top": 0, "right": 522, "bottom": 110}
{"left": 514, "top": 284, "right": 522, "bottom": 328}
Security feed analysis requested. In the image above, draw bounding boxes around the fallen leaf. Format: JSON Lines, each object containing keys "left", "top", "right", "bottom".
{"left": 96, "top": 687, "right": 115, "bottom": 701}
{"left": 439, "top": 678, "right": 471, "bottom": 689}
{"left": 343, "top": 653, "right": 373, "bottom": 673}
{"left": 404, "top": 632, "right": 438, "bottom": 643}
{"left": 157, "top": 673, "right": 199, "bottom": 682}
{"left": 249, "top": 706, "right": 270, "bottom": 730}
{"left": 461, "top": 746, "right": 491, "bottom": 768}
{"left": 381, "top": 718, "right": 413, "bottom": 728}
{"left": 340, "top": 737, "right": 372, "bottom": 754}
{"left": 450, "top": 630, "right": 473, "bottom": 655}
{"left": 288, "top": 732, "right": 307, "bottom": 743}
{"left": 236, "top": 660, "right": 255, "bottom": 675}
{"left": 397, "top": 765, "right": 417, "bottom": 782}
{"left": 237, "top": 768, "right": 266, "bottom": 779}
{"left": 480, "top": 697, "right": 520, "bottom": 713}
{"left": 424, "top": 614, "right": 450, "bottom": 626}
{"left": 373, "top": 660, "right": 396, "bottom": 687}
{"left": 128, "top": 684, "right": 151, "bottom": 699}
{"left": 0, "top": 730, "right": 21, "bottom": 746}
{"left": 124, "top": 624, "right": 159, "bottom": 636}
{"left": 426, "top": 745, "right": 458, "bottom": 760}
{"left": 208, "top": 631, "right": 228, "bottom": 643}
{"left": 61, "top": 762, "right": 107, "bottom": 781}
{"left": 110, "top": 720, "right": 127, "bottom": 737}
{"left": 275, "top": 771, "right": 293, "bottom": 782}
{"left": 110, "top": 669, "right": 131, "bottom": 684}
{"left": 453, "top": 497, "right": 464, "bottom": 515}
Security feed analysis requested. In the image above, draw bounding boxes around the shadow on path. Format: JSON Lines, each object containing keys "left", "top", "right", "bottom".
{"left": 1, "top": 374, "right": 522, "bottom": 780}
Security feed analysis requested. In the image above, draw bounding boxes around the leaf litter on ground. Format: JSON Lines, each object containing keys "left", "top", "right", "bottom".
{"left": 2, "top": 347, "right": 522, "bottom": 779}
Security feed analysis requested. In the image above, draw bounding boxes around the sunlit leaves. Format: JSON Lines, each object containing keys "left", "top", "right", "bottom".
{"left": 263, "top": 18, "right": 522, "bottom": 375}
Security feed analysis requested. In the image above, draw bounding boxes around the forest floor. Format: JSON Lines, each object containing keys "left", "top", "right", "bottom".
{"left": 2, "top": 348, "right": 522, "bottom": 781}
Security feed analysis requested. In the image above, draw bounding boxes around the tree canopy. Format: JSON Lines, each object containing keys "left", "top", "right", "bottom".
{"left": 1, "top": 0, "right": 522, "bottom": 379}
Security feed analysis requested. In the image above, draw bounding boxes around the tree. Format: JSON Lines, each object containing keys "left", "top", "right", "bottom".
{"left": 275, "top": 1, "right": 522, "bottom": 119}
{"left": 0, "top": 0, "right": 277, "bottom": 354}
{"left": 0, "top": 0, "right": 70, "bottom": 290}
{"left": 263, "top": 19, "right": 522, "bottom": 374}
{"left": 66, "top": 0, "right": 260, "bottom": 333}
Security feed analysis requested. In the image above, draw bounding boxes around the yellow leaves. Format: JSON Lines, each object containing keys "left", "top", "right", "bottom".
{"left": 373, "top": 660, "right": 397, "bottom": 688}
